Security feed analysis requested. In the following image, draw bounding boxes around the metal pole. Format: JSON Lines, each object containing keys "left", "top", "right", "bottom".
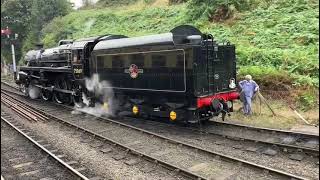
{"left": 6, "top": 26, "right": 17, "bottom": 81}
{"left": 11, "top": 43, "right": 17, "bottom": 80}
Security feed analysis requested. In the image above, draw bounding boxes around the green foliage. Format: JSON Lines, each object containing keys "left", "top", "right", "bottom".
{"left": 298, "top": 91, "right": 317, "bottom": 110}
{"left": 42, "top": 5, "right": 188, "bottom": 40}
{"left": 42, "top": 17, "right": 75, "bottom": 48}
{"left": 1, "top": 0, "right": 71, "bottom": 64}
{"left": 186, "top": 0, "right": 252, "bottom": 21}
{"left": 40, "top": 0, "right": 318, "bottom": 90}
{"left": 169, "top": 0, "right": 188, "bottom": 5}
{"left": 143, "top": 0, "right": 156, "bottom": 4}
{"left": 291, "top": 74, "right": 319, "bottom": 88}
{"left": 238, "top": 66, "right": 293, "bottom": 88}
{"left": 24, "top": 0, "right": 71, "bottom": 50}
{"left": 1, "top": 0, "right": 33, "bottom": 63}
{"left": 96, "top": 0, "right": 138, "bottom": 7}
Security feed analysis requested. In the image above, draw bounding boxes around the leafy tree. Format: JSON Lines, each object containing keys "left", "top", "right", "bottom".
{"left": 1, "top": 0, "right": 71, "bottom": 64}
{"left": 1, "top": 0, "right": 32, "bottom": 63}
{"left": 23, "top": 0, "right": 71, "bottom": 52}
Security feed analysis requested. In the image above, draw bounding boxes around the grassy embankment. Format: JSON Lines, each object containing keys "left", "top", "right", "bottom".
{"left": 38, "top": 0, "right": 318, "bottom": 128}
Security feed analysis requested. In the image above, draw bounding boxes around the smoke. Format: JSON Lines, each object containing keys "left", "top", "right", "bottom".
{"left": 73, "top": 104, "right": 111, "bottom": 117}
{"left": 73, "top": 74, "right": 118, "bottom": 117}
{"left": 28, "top": 85, "right": 40, "bottom": 99}
{"left": 81, "top": 93, "right": 90, "bottom": 106}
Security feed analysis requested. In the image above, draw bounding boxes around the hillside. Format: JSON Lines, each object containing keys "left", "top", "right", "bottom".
{"left": 41, "top": 0, "right": 319, "bottom": 107}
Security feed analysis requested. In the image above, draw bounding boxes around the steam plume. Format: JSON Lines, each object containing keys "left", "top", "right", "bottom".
{"left": 28, "top": 85, "right": 40, "bottom": 99}
{"left": 73, "top": 74, "right": 117, "bottom": 117}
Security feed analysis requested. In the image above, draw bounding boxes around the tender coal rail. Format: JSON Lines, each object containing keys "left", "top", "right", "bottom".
{"left": 1, "top": 89, "right": 309, "bottom": 179}
{"left": 1, "top": 115, "right": 90, "bottom": 180}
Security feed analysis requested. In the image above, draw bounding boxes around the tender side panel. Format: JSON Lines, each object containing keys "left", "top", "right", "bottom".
{"left": 94, "top": 49, "right": 190, "bottom": 92}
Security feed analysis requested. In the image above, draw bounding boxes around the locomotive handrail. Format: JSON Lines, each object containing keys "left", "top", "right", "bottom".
{"left": 208, "top": 34, "right": 215, "bottom": 95}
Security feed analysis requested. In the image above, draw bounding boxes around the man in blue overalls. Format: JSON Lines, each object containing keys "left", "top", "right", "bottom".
{"left": 239, "top": 75, "right": 259, "bottom": 115}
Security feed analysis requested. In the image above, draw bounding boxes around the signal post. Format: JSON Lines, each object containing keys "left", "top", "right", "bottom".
{"left": 1, "top": 26, "right": 17, "bottom": 80}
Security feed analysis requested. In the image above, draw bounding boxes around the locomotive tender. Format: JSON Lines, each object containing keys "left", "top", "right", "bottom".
{"left": 16, "top": 25, "right": 239, "bottom": 123}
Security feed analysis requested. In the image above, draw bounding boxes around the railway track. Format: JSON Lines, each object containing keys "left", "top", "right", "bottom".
{"left": 204, "top": 120, "right": 319, "bottom": 154}
{"left": 1, "top": 115, "right": 91, "bottom": 180}
{"left": 1, "top": 84, "right": 312, "bottom": 179}
{"left": 1, "top": 90, "right": 207, "bottom": 179}
{"left": 2, "top": 81, "right": 319, "bottom": 156}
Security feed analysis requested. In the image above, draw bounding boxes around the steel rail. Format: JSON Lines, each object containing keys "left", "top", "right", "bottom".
{"left": 1, "top": 94, "right": 48, "bottom": 122}
{"left": 1, "top": 96, "right": 37, "bottom": 122}
{"left": 209, "top": 120, "right": 319, "bottom": 138}
{"left": 1, "top": 93, "right": 48, "bottom": 121}
{"left": 185, "top": 124, "right": 319, "bottom": 155}
{"left": 1, "top": 116, "right": 90, "bottom": 180}
{"left": 1, "top": 90, "right": 308, "bottom": 180}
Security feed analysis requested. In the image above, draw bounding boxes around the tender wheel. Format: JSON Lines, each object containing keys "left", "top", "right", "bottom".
{"left": 53, "top": 77, "right": 73, "bottom": 105}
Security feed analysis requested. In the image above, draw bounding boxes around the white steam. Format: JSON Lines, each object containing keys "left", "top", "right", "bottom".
{"left": 73, "top": 74, "right": 117, "bottom": 117}
{"left": 28, "top": 85, "right": 40, "bottom": 99}
{"left": 81, "top": 93, "right": 90, "bottom": 106}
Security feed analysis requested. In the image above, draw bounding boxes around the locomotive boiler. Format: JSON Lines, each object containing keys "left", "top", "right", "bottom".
{"left": 16, "top": 25, "right": 239, "bottom": 123}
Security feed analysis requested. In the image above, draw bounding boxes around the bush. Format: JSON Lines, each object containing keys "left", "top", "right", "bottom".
{"left": 42, "top": 17, "right": 75, "bottom": 47}
{"left": 186, "top": 0, "right": 252, "bottom": 21}
{"left": 169, "top": 0, "right": 188, "bottom": 5}
{"left": 298, "top": 91, "right": 318, "bottom": 111}
{"left": 97, "top": 0, "right": 138, "bottom": 6}
{"left": 238, "top": 66, "right": 293, "bottom": 90}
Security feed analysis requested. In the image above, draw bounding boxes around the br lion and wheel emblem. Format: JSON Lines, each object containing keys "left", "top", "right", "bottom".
{"left": 129, "top": 64, "right": 139, "bottom": 78}
{"left": 125, "top": 64, "right": 143, "bottom": 79}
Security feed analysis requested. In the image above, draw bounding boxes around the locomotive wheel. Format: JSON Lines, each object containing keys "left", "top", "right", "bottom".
{"left": 73, "top": 95, "right": 84, "bottom": 108}
{"left": 41, "top": 89, "right": 52, "bottom": 101}
{"left": 53, "top": 77, "right": 72, "bottom": 105}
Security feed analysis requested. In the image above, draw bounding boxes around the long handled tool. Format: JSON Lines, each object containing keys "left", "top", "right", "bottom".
{"left": 257, "top": 91, "right": 276, "bottom": 116}
{"left": 289, "top": 106, "right": 314, "bottom": 125}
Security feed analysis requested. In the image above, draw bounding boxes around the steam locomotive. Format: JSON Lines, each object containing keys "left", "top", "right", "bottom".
{"left": 16, "top": 25, "right": 239, "bottom": 123}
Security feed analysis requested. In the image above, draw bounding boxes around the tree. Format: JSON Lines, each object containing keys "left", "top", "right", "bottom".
{"left": 1, "top": 0, "right": 33, "bottom": 63}
{"left": 1, "top": 0, "right": 71, "bottom": 64}
{"left": 23, "top": 0, "right": 72, "bottom": 52}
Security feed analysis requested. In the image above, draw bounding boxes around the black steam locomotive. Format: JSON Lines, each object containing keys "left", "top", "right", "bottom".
{"left": 16, "top": 25, "right": 239, "bottom": 123}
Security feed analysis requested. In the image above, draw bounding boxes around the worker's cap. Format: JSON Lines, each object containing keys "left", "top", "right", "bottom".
{"left": 245, "top": 74, "right": 252, "bottom": 80}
